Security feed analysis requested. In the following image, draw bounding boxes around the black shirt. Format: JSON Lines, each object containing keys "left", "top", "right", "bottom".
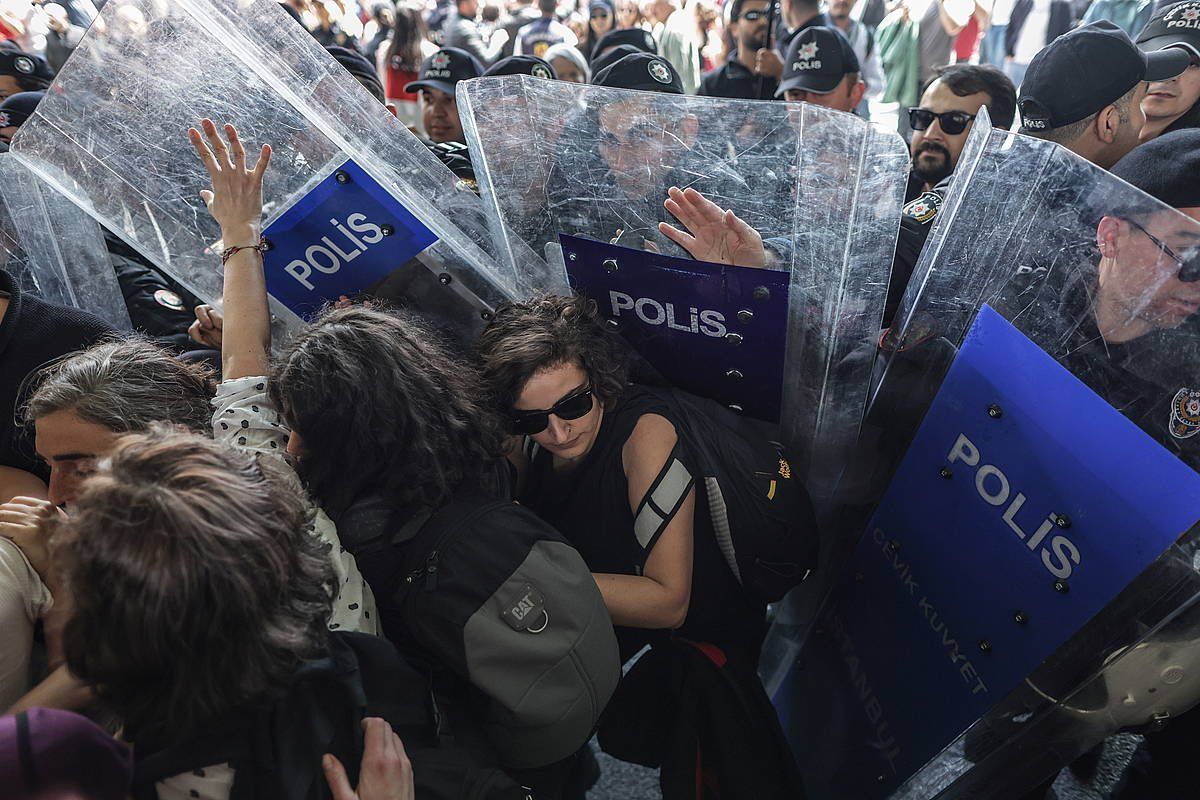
{"left": 698, "top": 57, "right": 779, "bottom": 100}
{"left": 0, "top": 269, "right": 114, "bottom": 478}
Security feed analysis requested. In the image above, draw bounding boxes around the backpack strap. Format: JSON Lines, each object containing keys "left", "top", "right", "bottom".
{"left": 632, "top": 442, "right": 695, "bottom": 561}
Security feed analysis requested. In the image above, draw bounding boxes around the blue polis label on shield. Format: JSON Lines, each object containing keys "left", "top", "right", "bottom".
{"left": 261, "top": 160, "right": 438, "bottom": 317}
{"left": 559, "top": 234, "right": 790, "bottom": 422}
{"left": 778, "top": 305, "right": 1200, "bottom": 798}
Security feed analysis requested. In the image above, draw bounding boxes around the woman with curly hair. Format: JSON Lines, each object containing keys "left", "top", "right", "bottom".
{"left": 477, "top": 294, "right": 769, "bottom": 664}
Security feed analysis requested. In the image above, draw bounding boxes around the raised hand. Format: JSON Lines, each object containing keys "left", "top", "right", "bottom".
{"left": 658, "top": 186, "right": 768, "bottom": 268}
{"left": 187, "top": 119, "right": 271, "bottom": 242}
{"left": 188, "top": 304, "right": 224, "bottom": 349}
{"left": 323, "top": 718, "right": 415, "bottom": 800}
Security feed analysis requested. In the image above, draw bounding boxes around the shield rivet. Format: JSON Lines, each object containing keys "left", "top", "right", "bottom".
{"left": 438, "top": 273, "right": 452, "bottom": 286}
{"left": 725, "top": 333, "right": 744, "bottom": 346}
{"left": 737, "top": 309, "right": 754, "bottom": 324}
{"left": 603, "top": 259, "right": 619, "bottom": 272}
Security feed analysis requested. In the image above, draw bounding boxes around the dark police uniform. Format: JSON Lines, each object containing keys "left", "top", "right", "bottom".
{"left": 698, "top": 55, "right": 779, "bottom": 100}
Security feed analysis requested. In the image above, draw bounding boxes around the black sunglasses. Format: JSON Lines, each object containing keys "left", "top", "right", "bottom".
{"left": 908, "top": 108, "right": 977, "bottom": 135}
{"left": 1127, "top": 218, "right": 1200, "bottom": 283}
{"left": 510, "top": 385, "right": 595, "bottom": 435}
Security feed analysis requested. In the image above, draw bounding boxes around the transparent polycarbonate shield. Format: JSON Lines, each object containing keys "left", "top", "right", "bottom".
{"left": 0, "top": 154, "right": 129, "bottom": 330}
{"left": 773, "top": 124, "right": 1200, "bottom": 800}
{"left": 10, "top": 0, "right": 519, "bottom": 333}
{"left": 460, "top": 75, "right": 909, "bottom": 496}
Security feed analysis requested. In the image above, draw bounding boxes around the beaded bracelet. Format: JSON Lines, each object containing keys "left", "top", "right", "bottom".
{"left": 220, "top": 237, "right": 267, "bottom": 266}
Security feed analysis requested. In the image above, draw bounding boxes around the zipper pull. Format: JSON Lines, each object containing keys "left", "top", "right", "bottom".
{"left": 424, "top": 551, "right": 439, "bottom": 591}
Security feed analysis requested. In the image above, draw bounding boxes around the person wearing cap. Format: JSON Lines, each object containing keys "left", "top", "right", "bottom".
{"left": 515, "top": 0, "right": 579, "bottom": 58}
{"left": 590, "top": 25, "right": 659, "bottom": 62}
{"left": 592, "top": 49, "right": 686, "bottom": 93}
{"left": 581, "top": 0, "right": 616, "bottom": 61}
{"left": 775, "top": 25, "right": 864, "bottom": 112}
{"left": 698, "top": 0, "right": 779, "bottom": 99}
{"left": 0, "top": 51, "right": 52, "bottom": 104}
{"left": 0, "top": 90, "right": 41, "bottom": 144}
{"left": 484, "top": 52, "right": 559, "bottom": 80}
{"left": 754, "top": 0, "right": 834, "bottom": 83}
{"left": 1017, "top": 20, "right": 1190, "bottom": 169}
{"left": 404, "top": 47, "right": 483, "bottom": 145}
{"left": 1136, "top": 0, "right": 1200, "bottom": 141}
{"left": 590, "top": 42, "right": 645, "bottom": 76}
{"left": 325, "top": 44, "right": 386, "bottom": 104}
{"left": 545, "top": 41, "right": 591, "bottom": 83}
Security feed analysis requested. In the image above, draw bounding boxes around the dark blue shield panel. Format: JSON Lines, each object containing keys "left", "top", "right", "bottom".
{"left": 262, "top": 159, "right": 438, "bottom": 318}
{"left": 560, "top": 233, "right": 791, "bottom": 422}
{"left": 781, "top": 305, "right": 1200, "bottom": 798}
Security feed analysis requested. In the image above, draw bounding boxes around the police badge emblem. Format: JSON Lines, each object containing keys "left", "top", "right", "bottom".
{"left": 430, "top": 51, "right": 452, "bottom": 69}
{"left": 903, "top": 191, "right": 942, "bottom": 224}
{"left": 13, "top": 56, "right": 34, "bottom": 75}
{"left": 647, "top": 59, "right": 672, "bottom": 84}
{"left": 153, "top": 288, "right": 185, "bottom": 311}
{"left": 0, "top": 112, "right": 10, "bottom": 128}
{"left": 1170, "top": 388, "right": 1200, "bottom": 439}
{"left": 531, "top": 64, "right": 553, "bottom": 79}
{"left": 797, "top": 41, "right": 819, "bottom": 60}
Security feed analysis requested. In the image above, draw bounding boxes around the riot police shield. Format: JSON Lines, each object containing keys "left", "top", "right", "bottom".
{"left": 771, "top": 118, "right": 1200, "bottom": 799}
{"left": 0, "top": 154, "right": 129, "bottom": 329}
{"left": 10, "top": 0, "right": 519, "bottom": 335}
{"left": 458, "top": 76, "right": 909, "bottom": 497}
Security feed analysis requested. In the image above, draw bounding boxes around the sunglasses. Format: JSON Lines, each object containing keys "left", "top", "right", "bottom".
{"left": 1127, "top": 218, "right": 1200, "bottom": 282}
{"left": 740, "top": 8, "right": 772, "bottom": 20}
{"left": 908, "top": 108, "right": 977, "bottom": 135}
{"left": 591, "top": 10, "right": 611, "bottom": 17}
{"left": 510, "top": 385, "right": 596, "bottom": 435}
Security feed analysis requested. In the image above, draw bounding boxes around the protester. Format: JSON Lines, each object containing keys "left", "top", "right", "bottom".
{"left": 545, "top": 40, "right": 591, "bottom": 81}
{"left": 515, "top": 0, "right": 578, "bottom": 56}
{"left": 405, "top": 46, "right": 483, "bottom": 144}
{"left": 1018, "top": 20, "right": 1189, "bottom": 167}
{"left": 189, "top": 119, "right": 619, "bottom": 798}
{"left": 775, "top": 26, "right": 865, "bottom": 111}
{"left": 378, "top": 4, "right": 438, "bottom": 129}
{"left": 1136, "top": 1, "right": 1200, "bottom": 140}
{"left": 580, "top": 0, "right": 616, "bottom": 59}
{"left": 698, "top": 0, "right": 778, "bottom": 99}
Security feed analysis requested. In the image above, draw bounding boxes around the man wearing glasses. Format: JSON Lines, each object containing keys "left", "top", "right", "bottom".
{"left": 698, "top": 0, "right": 779, "bottom": 99}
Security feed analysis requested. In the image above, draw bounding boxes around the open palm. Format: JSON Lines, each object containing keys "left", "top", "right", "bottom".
{"left": 658, "top": 186, "right": 768, "bottom": 268}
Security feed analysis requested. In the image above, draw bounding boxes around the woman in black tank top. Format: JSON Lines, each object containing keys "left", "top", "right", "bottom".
{"left": 479, "top": 295, "right": 767, "bottom": 663}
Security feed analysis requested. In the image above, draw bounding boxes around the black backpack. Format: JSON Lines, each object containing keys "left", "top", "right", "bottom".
{"left": 654, "top": 387, "right": 820, "bottom": 602}
{"left": 340, "top": 493, "right": 621, "bottom": 771}
{"left": 130, "top": 632, "right": 530, "bottom": 800}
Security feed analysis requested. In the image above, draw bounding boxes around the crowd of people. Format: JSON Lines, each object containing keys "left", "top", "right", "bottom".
{"left": 0, "top": 0, "right": 1197, "bottom": 799}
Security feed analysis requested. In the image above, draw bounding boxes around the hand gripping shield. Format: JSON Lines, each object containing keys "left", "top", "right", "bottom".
{"left": 0, "top": 154, "right": 129, "bottom": 329}
{"left": 459, "top": 76, "right": 909, "bottom": 499}
{"left": 10, "top": 0, "right": 520, "bottom": 334}
{"left": 772, "top": 116, "right": 1200, "bottom": 799}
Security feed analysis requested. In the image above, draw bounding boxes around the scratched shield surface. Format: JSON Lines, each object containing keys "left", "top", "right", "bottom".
{"left": 780, "top": 306, "right": 1200, "bottom": 799}
{"left": 460, "top": 76, "right": 909, "bottom": 500}
{"left": 770, "top": 126, "right": 1200, "bottom": 799}
{"left": 11, "top": 0, "right": 515, "bottom": 332}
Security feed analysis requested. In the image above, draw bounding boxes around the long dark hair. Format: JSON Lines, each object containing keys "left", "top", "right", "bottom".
{"left": 269, "top": 306, "right": 508, "bottom": 517}
{"left": 56, "top": 429, "right": 333, "bottom": 742}
{"left": 386, "top": 4, "right": 429, "bottom": 71}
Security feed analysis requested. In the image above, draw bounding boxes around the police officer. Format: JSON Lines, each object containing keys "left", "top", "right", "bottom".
{"left": 1136, "top": 0, "right": 1200, "bottom": 141}
{"left": 1017, "top": 21, "right": 1189, "bottom": 168}
{"left": 774, "top": 26, "right": 863, "bottom": 112}
{"left": 0, "top": 51, "right": 53, "bottom": 103}
{"left": 589, "top": 43, "right": 644, "bottom": 77}
{"left": 0, "top": 91, "right": 42, "bottom": 145}
{"left": 698, "top": 0, "right": 779, "bottom": 100}
{"left": 590, "top": 26, "right": 658, "bottom": 63}
{"left": 404, "top": 47, "right": 484, "bottom": 146}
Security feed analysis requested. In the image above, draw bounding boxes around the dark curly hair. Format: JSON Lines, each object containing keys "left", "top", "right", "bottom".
{"left": 269, "top": 306, "right": 508, "bottom": 517}
{"left": 54, "top": 428, "right": 333, "bottom": 742}
{"left": 476, "top": 294, "right": 630, "bottom": 415}
{"left": 25, "top": 339, "right": 216, "bottom": 434}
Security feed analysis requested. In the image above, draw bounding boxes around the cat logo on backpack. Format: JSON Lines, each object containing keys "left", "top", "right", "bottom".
{"left": 501, "top": 582, "right": 550, "bottom": 633}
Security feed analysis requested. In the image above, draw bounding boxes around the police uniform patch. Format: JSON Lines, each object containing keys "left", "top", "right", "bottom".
{"left": 1166, "top": 3, "right": 1200, "bottom": 28}
{"left": 154, "top": 288, "right": 185, "bottom": 311}
{"left": 0, "top": 112, "right": 10, "bottom": 128}
{"left": 648, "top": 59, "right": 672, "bottom": 84}
{"left": 903, "top": 191, "right": 942, "bottom": 225}
{"left": 1170, "top": 388, "right": 1200, "bottom": 439}
{"left": 531, "top": 64, "right": 553, "bottom": 79}
{"left": 13, "top": 56, "right": 34, "bottom": 75}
